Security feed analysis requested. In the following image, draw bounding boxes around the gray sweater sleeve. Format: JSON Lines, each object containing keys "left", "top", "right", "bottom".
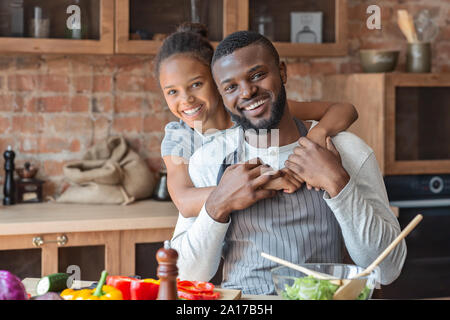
{"left": 170, "top": 205, "right": 230, "bottom": 282}
{"left": 324, "top": 151, "right": 407, "bottom": 285}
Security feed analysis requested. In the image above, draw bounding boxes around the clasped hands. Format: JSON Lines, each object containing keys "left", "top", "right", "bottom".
{"left": 205, "top": 134, "right": 350, "bottom": 223}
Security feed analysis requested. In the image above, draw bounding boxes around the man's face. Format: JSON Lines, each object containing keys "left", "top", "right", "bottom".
{"left": 212, "top": 44, "right": 287, "bottom": 131}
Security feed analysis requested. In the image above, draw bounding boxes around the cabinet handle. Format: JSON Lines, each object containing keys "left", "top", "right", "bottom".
{"left": 32, "top": 235, "right": 68, "bottom": 247}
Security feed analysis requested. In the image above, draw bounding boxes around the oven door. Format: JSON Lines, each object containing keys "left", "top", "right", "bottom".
{"left": 381, "top": 201, "right": 450, "bottom": 299}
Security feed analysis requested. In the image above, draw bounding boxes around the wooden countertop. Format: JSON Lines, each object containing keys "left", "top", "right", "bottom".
{"left": 0, "top": 200, "right": 179, "bottom": 235}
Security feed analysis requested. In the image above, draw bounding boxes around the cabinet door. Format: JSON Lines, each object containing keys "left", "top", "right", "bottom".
{"left": 115, "top": 0, "right": 224, "bottom": 54}
{"left": 385, "top": 73, "right": 450, "bottom": 175}
{"left": 120, "top": 228, "right": 174, "bottom": 276}
{"left": 0, "top": 234, "right": 42, "bottom": 279}
{"left": 229, "top": 0, "right": 348, "bottom": 57}
{"left": 0, "top": 0, "right": 114, "bottom": 54}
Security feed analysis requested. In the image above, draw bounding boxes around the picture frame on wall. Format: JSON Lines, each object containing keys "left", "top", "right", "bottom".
{"left": 290, "top": 12, "right": 323, "bottom": 43}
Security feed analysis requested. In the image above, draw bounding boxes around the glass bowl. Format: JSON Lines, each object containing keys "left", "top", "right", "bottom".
{"left": 271, "top": 264, "right": 378, "bottom": 300}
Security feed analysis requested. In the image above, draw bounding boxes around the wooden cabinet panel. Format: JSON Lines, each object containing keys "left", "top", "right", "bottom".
{"left": 323, "top": 73, "right": 450, "bottom": 175}
{"left": 0, "top": 0, "right": 114, "bottom": 54}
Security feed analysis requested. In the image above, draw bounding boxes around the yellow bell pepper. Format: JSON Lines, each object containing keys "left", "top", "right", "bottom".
{"left": 60, "top": 270, "right": 123, "bottom": 300}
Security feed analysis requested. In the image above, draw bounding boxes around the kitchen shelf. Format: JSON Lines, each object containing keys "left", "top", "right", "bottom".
{"left": 323, "top": 73, "right": 450, "bottom": 175}
{"left": 241, "top": 0, "right": 348, "bottom": 57}
{"left": 115, "top": 0, "right": 224, "bottom": 54}
{"left": 0, "top": 0, "right": 347, "bottom": 57}
{"left": 0, "top": 0, "right": 114, "bottom": 54}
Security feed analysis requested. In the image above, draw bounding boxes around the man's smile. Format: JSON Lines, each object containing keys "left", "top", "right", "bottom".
{"left": 240, "top": 97, "right": 270, "bottom": 117}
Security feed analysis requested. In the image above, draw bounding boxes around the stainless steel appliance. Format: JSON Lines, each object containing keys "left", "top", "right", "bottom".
{"left": 382, "top": 174, "right": 450, "bottom": 299}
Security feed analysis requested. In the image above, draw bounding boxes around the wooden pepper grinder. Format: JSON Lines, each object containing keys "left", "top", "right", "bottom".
{"left": 156, "top": 240, "right": 178, "bottom": 300}
{"left": 3, "top": 146, "right": 16, "bottom": 205}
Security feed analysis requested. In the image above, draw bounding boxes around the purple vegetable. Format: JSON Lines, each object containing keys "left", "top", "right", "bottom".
{"left": 32, "top": 292, "right": 63, "bottom": 300}
{"left": 0, "top": 270, "right": 28, "bottom": 300}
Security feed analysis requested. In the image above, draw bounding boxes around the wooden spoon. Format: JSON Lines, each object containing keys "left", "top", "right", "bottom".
{"left": 333, "top": 214, "right": 423, "bottom": 300}
{"left": 261, "top": 252, "right": 342, "bottom": 286}
{"left": 397, "top": 10, "right": 418, "bottom": 43}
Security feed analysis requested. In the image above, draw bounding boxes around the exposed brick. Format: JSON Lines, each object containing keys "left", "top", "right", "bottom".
{"left": 0, "top": 94, "right": 14, "bottom": 112}
{"left": 43, "top": 160, "right": 66, "bottom": 176}
{"left": 8, "top": 75, "right": 36, "bottom": 91}
{"left": 37, "top": 96, "right": 69, "bottom": 112}
{"left": 0, "top": 116, "right": 11, "bottom": 133}
{"left": 112, "top": 116, "right": 143, "bottom": 133}
{"left": 93, "top": 75, "right": 112, "bottom": 92}
{"left": 114, "top": 95, "right": 144, "bottom": 113}
{"left": 70, "top": 95, "right": 90, "bottom": 112}
{"left": 12, "top": 115, "right": 44, "bottom": 134}
{"left": 38, "top": 74, "right": 70, "bottom": 92}
{"left": 115, "top": 74, "right": 146, "bottom": 92}
{"left": 72, "top": 75, "right": 93, "bottom": 93}
{"left": 45, "top": 115, "right": 92, "bottom": 135}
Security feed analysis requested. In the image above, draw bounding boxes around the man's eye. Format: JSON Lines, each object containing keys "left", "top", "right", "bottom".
{"left": 224, "top": 84, "right": 237, "bottom": 92}
{"left": 252, "top": 72, "right": 265, "bottom": 81}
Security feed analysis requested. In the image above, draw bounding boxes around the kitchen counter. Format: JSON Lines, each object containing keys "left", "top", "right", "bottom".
{"left": 0, "top": 200, "right": 179, "bottom": 235}
{"left": 0, "top": 200, "right": 179, "bottom": 277}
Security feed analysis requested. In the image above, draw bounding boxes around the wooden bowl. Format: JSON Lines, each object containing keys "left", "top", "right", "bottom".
{"left": 359, "top": 49, "right": 399, "bottom": 73}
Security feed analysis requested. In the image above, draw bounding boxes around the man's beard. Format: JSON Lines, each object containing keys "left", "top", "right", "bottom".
{"left": 230, "top": 83, "right": 287, "bottom": 132}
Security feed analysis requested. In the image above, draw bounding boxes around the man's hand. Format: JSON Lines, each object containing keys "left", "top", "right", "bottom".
{"left": 285, "top": 137, "right": 350, "bottom": 198}
{"left": 205, "top": 158, "right": 281, "bottom": 223}
{"left": 263, "top": 167, "right": 303, "bottom": 193}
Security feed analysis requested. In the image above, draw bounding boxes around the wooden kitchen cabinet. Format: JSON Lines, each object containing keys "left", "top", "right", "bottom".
{"left": 116, "top": 0, "right": 347, "bottom": 57}
{"left": 236, "top": 0, "right": 348, "bottom": 57}
{"left": 0, "top": 0, "right": 114, "bottom": 54}
{"left": 323, "top": 73, "right": 450, "bottom": 175}
{"left": 115, "top": 0, "right": 225, "bottom": 54}
{"left": 0, "top": 201, "right": 178, "bottom": 279}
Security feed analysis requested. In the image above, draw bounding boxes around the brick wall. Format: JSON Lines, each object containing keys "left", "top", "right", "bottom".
{"left": 0, "top": 0, "right": 449, "bottom": 199}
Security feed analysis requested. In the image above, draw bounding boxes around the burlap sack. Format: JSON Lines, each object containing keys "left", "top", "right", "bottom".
{"left": 56, "top": 135, "right": 155, "bottom": 205}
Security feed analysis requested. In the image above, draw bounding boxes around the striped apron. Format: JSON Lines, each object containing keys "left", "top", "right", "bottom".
{"left": 217, "top": 119, "right": 344, "bottom": 295}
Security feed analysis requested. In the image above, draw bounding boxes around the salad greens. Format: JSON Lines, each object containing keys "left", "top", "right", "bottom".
{"left": 281, "top": 276, "right": 371, "bottom": 300}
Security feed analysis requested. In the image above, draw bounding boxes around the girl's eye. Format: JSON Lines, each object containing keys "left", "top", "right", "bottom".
{"left": 167, "top": 89, "right": 177, "bottom": 95}
{"left": 192, "top": 82, "right": 202, "bottom": 89}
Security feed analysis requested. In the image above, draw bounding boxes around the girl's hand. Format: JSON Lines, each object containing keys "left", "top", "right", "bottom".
{"left": 263, "top": 168, "right": 303, "bottom": 193}
{"left": 304, "top": 126, "right": 328, "bottom": 191}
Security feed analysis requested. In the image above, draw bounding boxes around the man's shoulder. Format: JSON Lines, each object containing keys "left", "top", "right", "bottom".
{"left": 331, "top": 131, "right": 374, "bottom": 174}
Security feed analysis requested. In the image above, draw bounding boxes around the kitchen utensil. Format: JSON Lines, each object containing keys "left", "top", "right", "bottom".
{"left": 333, "top": 214, "right": 423, "bottom": 300}
{"left": 406, "top": 42, "right": 431, "bottom": 73}
{"left": 397, "top": 10, "right": 418, "bottom": 43}
{"left": 261, "top": 252, "right": 341, "bottom": 285}
{"left": 414, "top": 10, "right": 438, "bottom": 43}
{"left": 359, "top": 49, "right": 399, "bottom": 73}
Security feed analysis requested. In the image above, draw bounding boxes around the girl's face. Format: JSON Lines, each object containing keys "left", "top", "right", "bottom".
{"left": 159, "top": 54, "right": 221, "bottom": 130}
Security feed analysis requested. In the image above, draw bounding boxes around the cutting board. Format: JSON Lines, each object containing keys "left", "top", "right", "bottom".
{"left": 23, "top": 278, "right": 241, "bottom": 300}
{"left": 215, "top": 288, "right": 241, "bottom": 300}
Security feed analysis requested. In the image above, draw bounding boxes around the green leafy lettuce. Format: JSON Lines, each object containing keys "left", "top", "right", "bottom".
{"left": 281, "top": 276, "right": 371, "bottom": 300}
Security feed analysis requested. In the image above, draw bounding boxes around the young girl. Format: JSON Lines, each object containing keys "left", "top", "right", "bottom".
{"left": 155, "top": 23, "right": 358, "bottom": 218}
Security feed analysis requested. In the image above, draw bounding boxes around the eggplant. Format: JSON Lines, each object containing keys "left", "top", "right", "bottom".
{"left": 32, "top": 292, "right": 63, "bottom": 300}
{"left": 0, "top": 270, "right": 28, "bottom": 300}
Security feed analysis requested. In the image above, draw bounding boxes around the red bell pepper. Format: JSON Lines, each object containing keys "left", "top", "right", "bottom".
{"left": 106, "top": 276, "right": 134, "bottom": 300}
{"left": 130, "top": 279, "right": 160, "bottom": 300}
{"left": 178, "top": 290, "right": 220, "bottom": 300}
{"left": 176, "top": 280, "right": 220, "bottom": 300}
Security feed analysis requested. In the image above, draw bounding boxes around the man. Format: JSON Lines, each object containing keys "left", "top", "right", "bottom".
{"left": 170, "top": 31, "right": 406, "bottom": 295}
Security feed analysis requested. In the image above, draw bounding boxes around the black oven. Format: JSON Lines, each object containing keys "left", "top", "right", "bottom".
{"left": 381, "top": 174, "right": 450, "bottom": 299}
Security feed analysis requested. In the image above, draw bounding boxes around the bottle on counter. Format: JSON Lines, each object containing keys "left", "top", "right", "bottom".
{"left": 3, "top": 146, "right": 16, "bottom": 205}
{"left": 153, "top": 167, "right": 171, "bottom": 201}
